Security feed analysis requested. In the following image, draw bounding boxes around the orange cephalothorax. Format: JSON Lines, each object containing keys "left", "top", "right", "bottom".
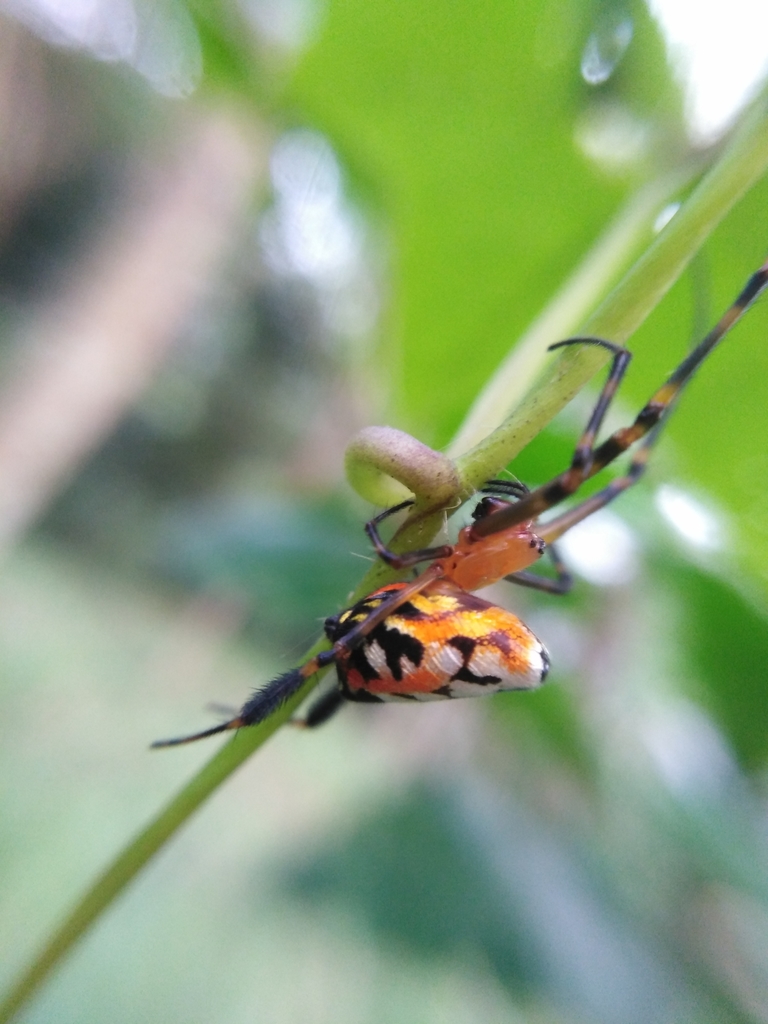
{"left": 436, "top": 520, "right": 545, "bottom": 592}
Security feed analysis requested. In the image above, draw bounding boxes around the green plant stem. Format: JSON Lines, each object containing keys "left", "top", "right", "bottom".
{"left": 0, "top": 643, "right": 326, "bottom": 1024}
{"left": 447, "top": 163, "right": 696, "bottom": 458}
{"left": 456, "top": 88, "right": 768, "bottom": 493}
{"left": 3, "top": 88, "right": 768, "bottom": 1024}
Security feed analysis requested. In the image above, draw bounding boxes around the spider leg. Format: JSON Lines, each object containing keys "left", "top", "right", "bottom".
{"left": 471, "top": 337, "right": 631, "bottom": 537}
{"left": 151, "top": 563, "right": 444, "bottom": 746}
{"left": 504, "top": 542, "right": 573, "bottom": 595}
{"left": 365, "top": 500, "right": 453, "bottom": 569}
{"left": 368, "top": 498, "right": 415, "bottom": 521}
{"left": 482, "top": 479, "right": 530, "bottom": 497}
{"left": 537, "top": 424, "right": 660, "bottom": 545}
{"left": 150, "top": 664, "right": 310, "bottom": 746}
{"left": 585, "top": 260, "right": 768, "bottom": 478}
{"left": 472, "top": 259, "right": 768, "bottom": 539}
{"left": 291, "top": 686, "right": 346, "bottom": 728}
{"left": 547, "top": 336, "right": 632, "bottom": 472}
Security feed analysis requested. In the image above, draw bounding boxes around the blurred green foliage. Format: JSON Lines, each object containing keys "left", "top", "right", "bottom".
{"left": 288, "top": 0, "right": 672, "bottom": 441}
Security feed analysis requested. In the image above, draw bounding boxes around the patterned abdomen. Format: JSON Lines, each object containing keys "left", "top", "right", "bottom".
{"left": 326, "top": 580, "right": 549, "bottom": 702}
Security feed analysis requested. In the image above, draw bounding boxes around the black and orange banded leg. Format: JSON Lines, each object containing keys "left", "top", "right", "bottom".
{"left": 471, "top": 258, "right": 768, "bottom": 541}
{"left": 585, "top": 260, "right": 768, "bottom": 477}
{"left": 537, "top": 424, "right": 661, "bottom": 545}
{"left": 547, "top": 337, "right": 632, "bottom": 473}
{"left": 151, "top": 563, "right": 445, "bottom": 747}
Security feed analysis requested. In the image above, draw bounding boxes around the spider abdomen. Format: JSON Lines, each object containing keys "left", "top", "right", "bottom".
{"left": 329, "top": 580, "right": 549, "bottom": 702}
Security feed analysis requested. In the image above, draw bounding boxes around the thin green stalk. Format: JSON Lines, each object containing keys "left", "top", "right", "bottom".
{"left": 447, "top": 163, "right": 697, "bottom": 458}
{"left": 456, "top": 88, "right": 768, "bottom": 492}
{"left": 3, "top": 87, "right": 768, "bottom": 1024}
{"left": 0, "top": 642, "right": 324, "bottom": 1024}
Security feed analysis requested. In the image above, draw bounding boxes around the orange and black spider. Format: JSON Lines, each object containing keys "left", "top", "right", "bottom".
{"left": 153, "top": 258, "right": 768, "bottom": 746}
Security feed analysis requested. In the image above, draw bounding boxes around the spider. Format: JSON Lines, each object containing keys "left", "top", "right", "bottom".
{"left": 153, "top": 258, "right": 768, "bottom": 746}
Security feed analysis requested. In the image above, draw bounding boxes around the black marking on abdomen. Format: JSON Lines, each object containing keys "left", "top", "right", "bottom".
{"left": 447, "top": 635, "right": 501, "bottom": 686}
{"left": 387, "top": 600, "right": 428, "bottom": 620}
{"left": 346, "top": 645, "right": 381, "bottom": 683}
{"left": 326, "top": 592, "right": 395, "bottom": 643}
{"left": 432, "top": 684, "right": 453, "bottom": 697}
{"left": 540, "top": 647, "right": 550, "bottom": 682}
{"left": 335, "top": 621, "right": 425, "bottom": 691}
{"left": 373, "top": 623, "right": 425, "bottom": 681}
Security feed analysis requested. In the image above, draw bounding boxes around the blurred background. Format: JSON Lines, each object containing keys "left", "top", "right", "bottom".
{"left": 1, "top": 1, "right": 768, "bottom": 1021}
